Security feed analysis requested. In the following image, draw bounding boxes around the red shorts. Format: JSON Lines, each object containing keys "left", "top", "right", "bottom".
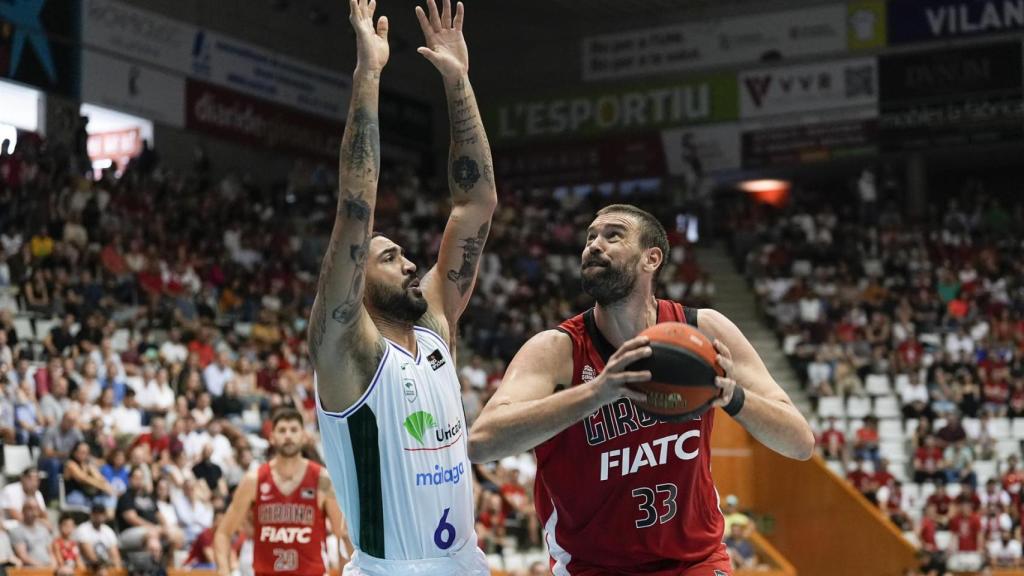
{"left": 559, "top": 544, "right": 733, "bottom": 576}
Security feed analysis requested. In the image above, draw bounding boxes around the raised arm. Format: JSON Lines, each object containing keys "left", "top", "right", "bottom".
{"left": 214, "top": 469, "right": 256, "bottom": 576}
{"left": 468, "top": 330, "right": 651, "bottom": 462}
{"left": 414, "top": 0, "right": 497, "bottom": 347}
{"left": 308, "top": 0, "right": 389, "bottom": 413}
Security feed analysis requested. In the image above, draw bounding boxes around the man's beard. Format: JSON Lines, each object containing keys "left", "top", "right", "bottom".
{"left": 276, "top": 441, "right": 301, "bottom": 458}
{"left": 367, "top": 278, "right": 428, "bottom": 323}
{"left": 581, "top": 254, "right": 639, "bottom": 306}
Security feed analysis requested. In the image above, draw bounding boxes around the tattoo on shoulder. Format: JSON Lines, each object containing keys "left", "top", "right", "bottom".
{"left": 446, "top": 222, "right": 489, "bottom": 296}
{"left": 452, "top": 156, "right": 480, "bottom": 193}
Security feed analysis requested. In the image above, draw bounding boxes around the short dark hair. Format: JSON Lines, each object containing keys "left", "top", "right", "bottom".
{"left": 59, "top": 512, "right": 77, "bottom": 524}
{"left": 596, "top": 204, "right": 670, "bottom": 278}
{"left": 272, "top": 407, "right": 304, "bottom": 429}
{"left": 20, "top": 466, "right": 37, "bottom": 479}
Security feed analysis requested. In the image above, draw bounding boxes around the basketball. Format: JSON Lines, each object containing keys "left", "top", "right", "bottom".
{"left": 626, "top": 322, "right": 724, "bottom": 422}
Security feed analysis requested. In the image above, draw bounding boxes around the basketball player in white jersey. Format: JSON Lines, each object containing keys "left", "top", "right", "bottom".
{"left": 310, "top": 0, "right": 496, "bottom": 574}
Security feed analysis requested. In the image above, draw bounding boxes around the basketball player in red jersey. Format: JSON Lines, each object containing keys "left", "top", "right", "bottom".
{"left": 214, "top": 408, "right": 353, "bottom": 576}
{"left": 469, "top": 204, "right": 815, "bottom": 575}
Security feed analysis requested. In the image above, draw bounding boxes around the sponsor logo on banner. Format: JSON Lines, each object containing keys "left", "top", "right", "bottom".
{"left": 87, "top": 128, "right": 141, "bottom": 167}
{"left": 185, "top": 79, "right": 342, "bottom": 159}
{"left": 847, "top": 0, "right": 887, "bottom": 50}
{"left": 491, "top": 74, "right": 737, "bottom": 141}
{"left": 82, "top": 50, "right": 185, "bottom": 127}
{"left": 740, "top": 58, "right": 878, "bottom": 119}
{"left": 0, "top": 0, "right": 77, "bottom": 95}
{"left": 889, "top": 0, "right": 1024, "bottom": 44}
{"left": 494, "top": 133, "right": 667, "bottom": 185}
{"left": 582, "top": 4, "right": 846, "bottom": 81}
{"left": 879, "top": 42, "right": 1024, "bottom": 150}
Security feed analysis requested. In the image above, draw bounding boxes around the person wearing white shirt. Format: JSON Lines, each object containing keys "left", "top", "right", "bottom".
{"left": 111, "top": 390, "right": 144, "bottom": 435}
{"left": 171, "top": 479, "right": 213, "bottom": 544}
{"left": 987, "top": 531, "right": 1022, "bottom": 568}
{"left": 159, "top": 328, "right": 188, "bottom": 366}
{"left": 459, "top": 355, "right": 488, "bottom": 390}
{"left": 1, "top": 468, "right": 47, "bottom": 529}
{"left": 74, "top": 504, "right": 122, "bottom": 570}
{"left": 899, "top": 373, "right": 930, "bottom": 415}
{"left": 201, "top": 350, "right": 235, "bottom": 398}
{"left": 139, "top": 368, "right": 176, "bottom": 415}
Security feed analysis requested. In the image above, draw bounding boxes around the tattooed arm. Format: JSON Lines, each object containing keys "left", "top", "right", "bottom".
{"left": 308, "top": 0, "right": 389, "bottom": 413}
{"left": 414, "top": 0, "right": 497, "bottom": 349}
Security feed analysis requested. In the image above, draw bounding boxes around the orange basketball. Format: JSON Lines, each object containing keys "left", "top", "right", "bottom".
{"left": 626, "top": 322, "right": 724, "bottom": 422}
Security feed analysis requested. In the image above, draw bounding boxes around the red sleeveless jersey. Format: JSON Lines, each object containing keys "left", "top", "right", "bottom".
{"left": 252, "top": 461, "right": 327, "bottom": 576}
{"left": 535, "top": 300, "right": 726, "bottom": 575}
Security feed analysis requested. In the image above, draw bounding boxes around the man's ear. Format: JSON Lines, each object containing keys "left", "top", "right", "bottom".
{"left": 644, "top": 247, "right": 664, "bottom": 275}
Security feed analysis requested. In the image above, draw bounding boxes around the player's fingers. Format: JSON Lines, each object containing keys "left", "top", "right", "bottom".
{"left": 612, "top": 370, "right": 652, "bottom": 384}
{"left": 442, "top": 0, "right": 452, "bottom": 27}
{"left": 368, "top": 0, "right": 376, "bottom": 18}
{"left": 610, "top": 335, "right": 650, "bottom": 360}
{"left": 427, "top": 0, "right": 443, "bottom": 31}
{"left": 349, "top": 0, "right": 360, "bottom": 20}
{"left": 454, "top": 1, "right": 464, "bottom": 30}
{"left": 714, "top": 338, "right": 732, "bottom": 359}
{"left": 417, "top": 47, "right": 441, "bottom": 65}
{"left": 377, "top": 16, "right": 389, "bottom": 40}
{"left": 607, "top": 346, "right": 652, "bottom": 371}
{"left": 716, "top": 354, "right": 733, "bottom": 374}
{"left": 414, "top": 6, "right": 433, "bottom": 38}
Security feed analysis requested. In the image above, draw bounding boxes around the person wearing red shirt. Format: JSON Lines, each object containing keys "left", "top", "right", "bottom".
{"left": 914, "top": 435, "right": 945, "bottom": 483}
{"left": 476, "top": 491, "right": 506, "bottom": 554}
{"left": 948, "top": 502, "right": 983, "bottom": 554}
{"left": 188, "top": 328, "right": 216, "bottom": 368}
{"left": 873, "top": 459, "right": 896, "bottom": 491}
{"left": 854, "top": 416, "right": 880, "bottom": 463}
{"left": 131, "top": 416, "right": 172, "bottom": 457}
{"left": 1002, "top": 455, "right": 1024, "bottom": 504}
{"left": 919, "top": 503, "right": 940, "bottom": 554}
{"left": 926, "top": 483, "right": 953, "bottom": 528}
{"left": 819, "top": 416, "right": 846, "bottom": 460}
{"left": 186, "top": 508, "right": 225, "bottom": 568}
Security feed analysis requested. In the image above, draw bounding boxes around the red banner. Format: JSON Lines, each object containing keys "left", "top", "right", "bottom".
{"left": 495, "top": 133, "right": 666, "bottom": 185}
{"left": 185, "top": 79, "right": 343, "bottom": 159}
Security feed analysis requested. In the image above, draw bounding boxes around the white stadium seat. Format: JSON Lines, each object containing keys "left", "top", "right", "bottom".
{"left": 989, "top": 418, "right": 1012, "bottom": 440}
{"left": 865, "top": 373, "right": 892, "bottom": 396}
{"left": 846, "top": 396, "right": 872, "bottom": 419}
{"left": 995, "top": 440, "right": 1020, "bottom": 460}
{"left": 1012, "top": 418, "right": 1024, "bottom": 440}
{"left": 963, "top": 418, "right": 981, "bottom": 440}
{"left": 13, "top": 316, "right": 34, "bottom": 341}
{"left": 880, "top": 440, "right": 907, "bottom": 463}
{"left": 973, "top": 460, "right": 998, "bottom": 486}
{"left": 3, "top": 445, "right": 33, "bottom": 479}
{"left": 878, "top": 419, "right": 904, "bottom": 440}
{"left": 817, "top": 396, "right": 844, "bottom": 419}
{"left": 874, "top": 396, "right": 901, "bottom": 419}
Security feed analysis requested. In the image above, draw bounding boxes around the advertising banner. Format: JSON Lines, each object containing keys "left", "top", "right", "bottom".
{"left": 582, "top": 4, "right": 846, "bottom": 81}
{"left": 494, "top": 133, "right": 667, "bottom": 185}
{"left": 491, "top": 74, "right": 737, "bottom": 142}
{"left": 83, "top": 0, "right": 350, "bottom": 121}
{"left": 0, "top": 0, "right": 79, "bottom": 95}
{"left": 742, "top": 118, "right": 878, "bottom": 168}
{"left": 739, "top": 57, "right": 878, "bottom": 119}
{"left": 879, "top": 41, "right": 1024, "bottom": 150}
{"left": 82, "top": 50, "right": 185, "bottom": 128}
{"left": 185, "top": 79, "right": 343, "bottom": 160}
{"left": 661, "top": 124, "right": 741, "bottom": 175}
{"left": 889, "top": 0, "right": 1024, "bottom": 44}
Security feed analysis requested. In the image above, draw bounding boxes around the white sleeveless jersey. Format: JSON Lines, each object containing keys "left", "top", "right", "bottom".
{"left": 317, "top": 326, "right": 478, "bottom": 563}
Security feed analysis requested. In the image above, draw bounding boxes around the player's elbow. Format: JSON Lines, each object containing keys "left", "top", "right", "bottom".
{"left": 467, "top": 426, "right": 498, "bottom": 463}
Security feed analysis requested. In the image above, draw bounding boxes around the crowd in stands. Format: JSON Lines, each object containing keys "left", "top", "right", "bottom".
{"left": 734, "top": 190, "right": 1024, "bottom": 574}
{"left": 0, "top": 132, "right": 735, "bottom": 575}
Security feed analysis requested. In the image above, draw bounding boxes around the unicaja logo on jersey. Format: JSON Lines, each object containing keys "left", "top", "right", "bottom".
{"left": 402, "top": 411, "right": 464, "bottom": 452}
{"left": 415, "top": 462, "right": 466, "bottom": 487}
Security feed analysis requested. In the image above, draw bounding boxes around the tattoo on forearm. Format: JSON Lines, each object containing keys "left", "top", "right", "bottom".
{"left": 330, "top": 192, "right": 372, "bottom": 325}
{"left": 345, "top": 107, "right": 380, "bottom": 177}
{"left": 452, "top": 156, "right": 481, "bottom": 193}
{"left": 449, "top": 78, "right": 480, "bottom": 147}
{"left": 446, "top": 222, "right": 490, "bottom": 296}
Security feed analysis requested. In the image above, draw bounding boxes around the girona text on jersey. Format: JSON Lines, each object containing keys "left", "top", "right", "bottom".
{"left": 258, "top": 503, "right": 318, "bottom": 544}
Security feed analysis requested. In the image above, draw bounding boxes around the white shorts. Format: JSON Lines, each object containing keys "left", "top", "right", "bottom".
{"left": 342, "top": 543, "right": 489, "bottom": 576}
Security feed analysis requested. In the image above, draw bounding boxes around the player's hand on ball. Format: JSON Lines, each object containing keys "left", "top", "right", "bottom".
{"left": 711, "top": 338, "right": 739, "bottom": 407}
{"left": 589, "top": 336, "right": 652, "bottom": 405}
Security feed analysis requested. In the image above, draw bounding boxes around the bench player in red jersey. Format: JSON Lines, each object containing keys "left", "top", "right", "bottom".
{"left": 214, "top": 408, "right": 352, "bottom": 576}
{"left": 469, "top": 204, "right": 815, "bottom": 575}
